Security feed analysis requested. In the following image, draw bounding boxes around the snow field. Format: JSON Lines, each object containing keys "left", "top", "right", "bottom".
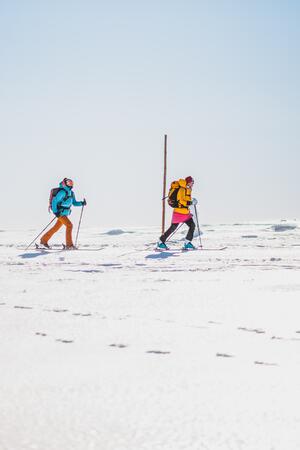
{"left": 0, "top": 222, "right": 300, "bottom": 450}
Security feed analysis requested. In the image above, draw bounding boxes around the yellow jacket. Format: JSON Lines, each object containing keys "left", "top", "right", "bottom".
{"left": 174, "top": 179, "right": 192, "bottom": 214}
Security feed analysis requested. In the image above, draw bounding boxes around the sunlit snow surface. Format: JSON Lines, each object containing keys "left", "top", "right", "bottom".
{"left": 1, "top": 222, "right": 300, "bottom": 450}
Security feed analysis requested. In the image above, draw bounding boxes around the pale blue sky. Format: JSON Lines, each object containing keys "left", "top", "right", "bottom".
{"left": 1, "top": 0, "right": 299, "bottom": 228}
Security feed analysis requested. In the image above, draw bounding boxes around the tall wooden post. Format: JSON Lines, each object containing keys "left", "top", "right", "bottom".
{"left": 162, "top": 134, "right": 167, "bottom": 235}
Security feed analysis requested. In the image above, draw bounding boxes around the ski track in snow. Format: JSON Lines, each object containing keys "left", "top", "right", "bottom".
{"left": 1, "top": 223, "right": 300, "bottom": 450}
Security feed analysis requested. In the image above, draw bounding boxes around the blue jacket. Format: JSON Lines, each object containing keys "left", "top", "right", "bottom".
{"left": 52, "top": 183, "right": 83, "bottom": 216}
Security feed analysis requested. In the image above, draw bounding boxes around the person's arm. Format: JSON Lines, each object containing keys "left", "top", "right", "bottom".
{"left": 72, "top": 192, "right": 85, "bottom": 207}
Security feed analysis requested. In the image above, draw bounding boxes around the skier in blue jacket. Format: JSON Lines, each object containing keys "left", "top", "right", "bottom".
{"left": 40, "top": 178, "right": 86, "bottom": 249}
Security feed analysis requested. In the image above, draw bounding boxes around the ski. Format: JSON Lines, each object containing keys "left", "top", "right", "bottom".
{"left": 34, "top": 244, "right": 56, "bottom": 252}
{"left": 32, "top": 244, "right": 105, "bottom": 252}
{"left": 199, "top": 246, "right": 227, "bottom": 251}
{"left": 61, "top": 244, "right": 106, "bottom": 251}
{"left": 154, "top": 246, "right": 227, "bottom": 252}
{"left": 34, "top": 243, "right": 58, "bottom": 251}
{"left": 72, "top": 247, "right": 105, "bottom": 252}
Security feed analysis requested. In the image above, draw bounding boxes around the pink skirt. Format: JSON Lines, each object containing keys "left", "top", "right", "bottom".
{"left": 172, "top": 211, "right": 193, "bottom": 224}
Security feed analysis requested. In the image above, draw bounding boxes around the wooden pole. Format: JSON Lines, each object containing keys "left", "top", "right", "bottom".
{"left": 162, "top": 134, "right": 167, "bottom": 235}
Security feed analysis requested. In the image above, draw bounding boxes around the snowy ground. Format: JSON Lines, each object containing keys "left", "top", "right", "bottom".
{"left": 1, "top": 221, "right": 300, "bottom": 450}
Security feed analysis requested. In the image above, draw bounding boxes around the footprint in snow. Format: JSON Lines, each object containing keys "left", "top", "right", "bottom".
{"left": 52, "top": 309, "right": 68, "bottom": 313}
{"left": 56, "top": 339, "right": 74, "bottom": 344}
{"left": 216, "top": 353, "right": 234, "bottom": 358}
{"left": 146, "top": 350, "right": 170, "bottom": 355}
{"left": 254, "top": 361, "right": 278, "bottom": 367}
{"left": 238, "top": 327, "right": 265, "bottom": 334}
{"left": 67, "top": 269, "right": 104, "bottom": 273}
{"left": 14, "top": 305, "right": 33, "bottom": 310}
{"left": 109, "top": 344, "right": 127, "bottom": 348}
{"left": 72, "top": 312, "right": 92, "bottom": 317}
{"left": 35, "top": 332, "right": 47, "bottom": 337}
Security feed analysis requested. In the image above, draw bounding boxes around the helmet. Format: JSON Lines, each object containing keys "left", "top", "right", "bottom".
{"left": 62, "top": 178, "right": 74, "bottom": 188}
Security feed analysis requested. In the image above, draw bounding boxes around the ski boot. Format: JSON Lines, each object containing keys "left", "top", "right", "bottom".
{"left": 63, "top": 244, "right": 78, "bottom": 251}
{"left": 156, "top": 241, "right": 169, "bottom": 251}
{"left": 38, "top": 242, "right": 51, "bottom": 249}
{"left": 182, "top": 240, "right": 196, "bottom": 251}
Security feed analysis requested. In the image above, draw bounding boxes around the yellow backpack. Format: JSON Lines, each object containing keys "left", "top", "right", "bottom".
{"left": 167, "top": 181, "right": 180, "bottom": 208}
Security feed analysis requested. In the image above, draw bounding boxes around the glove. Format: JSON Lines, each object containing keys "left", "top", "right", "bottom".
{"left": 192, "top": 198, "right": 198, "bottom": 206}
{"left": 82, "top": 198, "right": 87, "bottom": 206}
{"left": 55, "top": 212, "right": 61, "bottom": 218}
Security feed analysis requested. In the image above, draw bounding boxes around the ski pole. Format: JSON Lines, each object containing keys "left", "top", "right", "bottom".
{"left": 165, "top": 222, "right": 184, "bottom": 243}
{"left": 25, "top": 217, "right": 57, "bottom": 250}
{"left": 75, "top": 204, "right": 85, "bottom": 248}
{"left": 194, "top": 205, "right": 203, "bottom": 248}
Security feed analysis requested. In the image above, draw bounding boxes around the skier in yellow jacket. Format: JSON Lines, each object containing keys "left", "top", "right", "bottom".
{"left": 157, "top": 176, "right": 198, "bottom": 250}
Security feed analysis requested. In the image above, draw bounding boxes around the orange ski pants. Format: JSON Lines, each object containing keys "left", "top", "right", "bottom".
{"left": 41, "top": 216, "right": 74, "bottom": 247}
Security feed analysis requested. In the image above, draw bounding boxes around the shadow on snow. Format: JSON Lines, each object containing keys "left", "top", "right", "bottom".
{"left": 18, "top": 251, "right": 59, "bottom": 259}
{"left": 145, "top": 251, "right": 179, "bottom": 260}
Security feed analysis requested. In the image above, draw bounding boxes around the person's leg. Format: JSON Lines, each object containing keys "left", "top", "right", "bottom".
{"left": 185, "top": 218, "right": 195, "bottom": 242}
{"left": 40, "top": 219, "right": 63, "bottom": 245}
{"left": 59, "top": 216, "right": 74, "bottom": 247}
{"left": 160, "top": 223, "right": 179, "bottom": 243}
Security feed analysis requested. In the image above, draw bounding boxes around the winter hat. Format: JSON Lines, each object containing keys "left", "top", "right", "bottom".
{"left": 185, "top": 176, "right": 194, "bottom": 184}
